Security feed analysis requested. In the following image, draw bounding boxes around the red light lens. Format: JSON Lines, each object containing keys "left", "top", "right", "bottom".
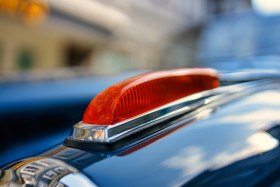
{"left": 83, "top": 68, "right": 219, "bottom": 125}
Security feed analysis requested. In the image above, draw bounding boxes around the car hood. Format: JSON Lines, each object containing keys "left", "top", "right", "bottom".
{"left": 49, "top": 89, "right": 280, "bottom": 187}
{"left": 1, "top": 81, "right": 280, "bottom": 187}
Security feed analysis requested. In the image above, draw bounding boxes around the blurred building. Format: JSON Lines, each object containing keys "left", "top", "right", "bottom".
{"left": 161, "top": 0, "right": 252, "bottom": 69}
{"left": 208, "top": 0, "right": 251, "bottom": 15}
{"left": 0, "top": 0, "right": 251, "bottom": 80}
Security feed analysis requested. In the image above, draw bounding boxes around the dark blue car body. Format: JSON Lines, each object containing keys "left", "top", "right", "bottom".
{"left": 1, "top": 72, "right": 280, "bottom": 187}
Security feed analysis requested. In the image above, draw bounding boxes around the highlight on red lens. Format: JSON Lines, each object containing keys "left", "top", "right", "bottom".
{"left": 83, "top": 68, "right": 220, "bottom": 125}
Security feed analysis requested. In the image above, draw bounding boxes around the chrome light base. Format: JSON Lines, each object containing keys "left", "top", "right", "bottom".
{"left": 65, "top": 79, "right": 280, "bottom": 150}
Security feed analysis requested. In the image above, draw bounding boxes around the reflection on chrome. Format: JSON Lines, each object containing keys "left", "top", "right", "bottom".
{"left": 0, "top": 157, "right": 97, "bottom": 187}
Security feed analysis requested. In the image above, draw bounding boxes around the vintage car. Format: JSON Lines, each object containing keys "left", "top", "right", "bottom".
{"left": 1, "top": 67, "right": 280, "bottom": 187}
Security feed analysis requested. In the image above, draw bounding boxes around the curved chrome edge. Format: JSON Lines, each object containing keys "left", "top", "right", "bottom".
{"left": 0, "top": 157, "right": 97, "bottom": 187}
{"left": 220, "top": 70, "right": 280, "bottom": 84}
{"left": 69, "top": 79, "right": 280, "bottom": 144}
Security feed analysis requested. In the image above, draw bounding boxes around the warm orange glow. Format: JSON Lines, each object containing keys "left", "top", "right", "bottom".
{"left": 83, "top": 68, "right": 219, "bottom": 125}
{"left": 0, "top": 0, "right": 19, "bottom": 15}
{"left": 42, "top": 146, "right": 66, "bottom": 157}
{"left": 13, "top": 157, "right": 43, "bottom": 170}
{"left": 0, "top": 0, "right": 48, "bottom": 25}
{"left": 20, "top": 0, "right": 48, "bottom": 25}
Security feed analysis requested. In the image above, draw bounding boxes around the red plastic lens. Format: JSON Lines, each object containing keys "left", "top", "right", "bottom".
{"left": 83, "top": 68, "right": 219, "bottom": 125}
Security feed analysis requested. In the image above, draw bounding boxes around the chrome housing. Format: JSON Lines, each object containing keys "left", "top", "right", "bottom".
{"left": 67, "top": 79, "right": 280, "bottom": 144}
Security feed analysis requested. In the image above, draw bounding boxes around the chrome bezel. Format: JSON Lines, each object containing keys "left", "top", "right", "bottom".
{"left": 70, "top": 90, "right": 220, "bottom": 143}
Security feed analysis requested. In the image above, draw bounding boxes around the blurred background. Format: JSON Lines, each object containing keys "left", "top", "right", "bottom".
{"left": 1, "top": 0, "right": 280, "bottom": 165}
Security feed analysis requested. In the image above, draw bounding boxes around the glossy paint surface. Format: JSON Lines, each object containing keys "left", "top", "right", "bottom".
{"left": 0, "top": 71, "right": 145, "bottom": 166}
{"left": 78, "top": 89, "right": 280, "bottom": 186}
{"left": 5, "top": 88, "right": 280, "bottom": 186}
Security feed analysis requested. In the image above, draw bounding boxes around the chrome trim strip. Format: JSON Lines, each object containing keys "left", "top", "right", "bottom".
{"left": 220, "top": 70, "right": 280, "bottom": 83}
{"left": 69, "top": 79, "right": 280, "bottom": 143}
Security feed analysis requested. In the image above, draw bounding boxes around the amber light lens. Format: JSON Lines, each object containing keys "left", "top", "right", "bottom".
{"left": 83, "top": 68, "right": 219, "bottom": 125}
